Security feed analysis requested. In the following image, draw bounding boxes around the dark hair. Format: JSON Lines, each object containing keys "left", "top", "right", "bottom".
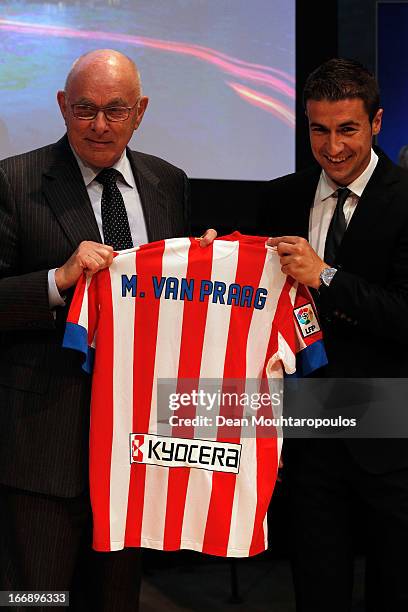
{"left": 303, "top": 58, "right": 380, "bottom": 122}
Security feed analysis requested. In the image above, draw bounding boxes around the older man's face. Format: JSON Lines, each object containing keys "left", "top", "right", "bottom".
{"left": 57, "top": 61, "right": 148, "bottom": 168}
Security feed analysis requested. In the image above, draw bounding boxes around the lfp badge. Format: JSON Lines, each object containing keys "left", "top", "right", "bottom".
{"left": 294, "top": 303, "right": 320, "bottom": 337}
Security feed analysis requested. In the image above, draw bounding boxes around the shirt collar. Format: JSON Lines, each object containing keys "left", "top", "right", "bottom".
{"left": 319, "top": 148, "right": 379, "bottom": 201}
{"left": 71, "top": 146, "right": 134, "bottom": 188}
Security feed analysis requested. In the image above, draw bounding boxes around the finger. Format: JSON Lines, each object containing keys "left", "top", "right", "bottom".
{"left": 84, "top": 247, "right": 115, "bottom": 269}
{"left": 100, "top": 250, "right": 114, "bottom": 266}
{"left": 276, "top": 242, "right": 297, "bottom": 256}
{"left": 281, "top": 260, "right": 298, "bottom": 275}
{"left": 78, "top": 240, "right": 113, "bottom": 252}
{"left": 79, "top": 246, "right": 114, "bottom": 266}
{"left": 81, "top": 252, "right": 105, "bottom": 271}
{"left": 89, "top": 244, "right": 114, "bottom": 258}
{"left": 198, "top": 228, "right": 217, "bottom": 247}
{"left": 268, "top": 236, "right": 300, "bottom": 247}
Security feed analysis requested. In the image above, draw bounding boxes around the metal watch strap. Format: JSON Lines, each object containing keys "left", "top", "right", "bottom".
{"left": 319, "top": 267, "right": 338, "bottom": 287}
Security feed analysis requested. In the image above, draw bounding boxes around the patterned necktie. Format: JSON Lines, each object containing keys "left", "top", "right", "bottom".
{"left": 324, "top": 187, "right": 351, "bottom": 266}
{"left": 95, "top": 168, "right": 133, "bottom": 250}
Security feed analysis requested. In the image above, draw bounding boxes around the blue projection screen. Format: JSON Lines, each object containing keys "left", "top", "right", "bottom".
{"left": 0, "top": 1, "right": 295, "bottom": 180}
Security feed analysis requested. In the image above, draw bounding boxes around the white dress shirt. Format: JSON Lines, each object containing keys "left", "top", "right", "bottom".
{"left": 49, "top": 149, "right": 148, "bottom": 307}
{"left": 309, "top": 149, "right": 379, "bottom": 259}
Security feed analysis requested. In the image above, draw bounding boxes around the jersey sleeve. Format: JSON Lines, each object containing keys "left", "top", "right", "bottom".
{"left": 265, "top": 280, "right": 327, "bottom": 378}
{"left": 292, "top": 283, "right": 327, "bottom": 376}
{"left": 62, "top": 273, "right": 99, "bottom": 373}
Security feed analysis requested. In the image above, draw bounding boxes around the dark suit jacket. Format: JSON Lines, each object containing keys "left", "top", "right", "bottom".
{"left": 259, "top": 152, "right": 408, "bottom": 472}
{"left": 0, "top": 135, "right": 190, "bottom": 497}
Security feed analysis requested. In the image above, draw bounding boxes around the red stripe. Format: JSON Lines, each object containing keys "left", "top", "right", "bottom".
{"left": 248, "top": 277, "right": 297, "bottom": 554}
{"left": 87, "top": 276, "right": 98, "bottom": 344}
{"left": 163, "top": 238, "right": 214, "bottom": 550}
{"left": 249, "top": 376, "right": 279, "bottom": 555}
{"left": 66, "top": 273, "right": 87, "bottom": 324}
{"left": 90, "top": 269, "right": 114, "bottom": 550}
{"left": 256, "top": 277, "right": 295, "bottom": 423}
{"left": 124, "top": 242, "right": 165, "bottom": 547}
{"left": 270, "top": 277, "right": 297, "bottom": 358}
{"left": 249, "top": 438, "right": 278, "bottom": 555}
{"left": 202, "top": 241, "right": 267, "bottom": 556}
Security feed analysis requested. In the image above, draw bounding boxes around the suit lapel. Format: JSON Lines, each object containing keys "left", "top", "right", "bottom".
{"left": 338, "top": 154, "right": 397, "bottom": 259}
{"left": 127, "top": 149, "right": 169, "bottom": 243}
{"left": 42, "top": 136, "right": 101, "bottom": 250}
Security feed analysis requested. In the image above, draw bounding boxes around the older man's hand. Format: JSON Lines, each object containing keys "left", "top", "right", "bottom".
{"left": 267, "top": 236, "right": 328, "bottom": 289}
{"left": 197, "top": 228, "right": 217, "bottom": 247}
{"left": 55, "top": 241, "right": 114, "bottom": 291}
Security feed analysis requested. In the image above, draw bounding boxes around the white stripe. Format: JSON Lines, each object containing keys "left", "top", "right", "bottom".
{"left": 276, "top": 331, "right": 296, "bottom": 375}
{"left": 140, "top": 238, "right": 191, "bottom": 548}
{"left": 246, "top": 249, "right": 283, "bottom": 379}
{"left": 181, "top": 239, "right": 239, "bottom": 550}
{"left": 289, "top": 282, "right": 297, "bottom": 304}
{"left": 109, "top": 252, "right": 137, "bottom": 550}
{"left": 77, "top": 275, "right": 91, "bottom": 330}
{"left": 265, "top": 279, "right": 298, "bottom": 377}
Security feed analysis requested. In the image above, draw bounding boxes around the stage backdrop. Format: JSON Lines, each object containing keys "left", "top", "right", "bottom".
{"left": 0, "top": 0, "right": 295, "bottom": 180}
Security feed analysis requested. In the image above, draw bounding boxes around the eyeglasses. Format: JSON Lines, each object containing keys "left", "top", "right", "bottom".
{"left": 71, "top": 101, "right": 139, "bottom": 122}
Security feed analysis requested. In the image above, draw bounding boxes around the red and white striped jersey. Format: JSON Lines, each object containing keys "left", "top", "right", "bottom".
{"left": 64, "top": 232, "right": 326, "bottom": 557}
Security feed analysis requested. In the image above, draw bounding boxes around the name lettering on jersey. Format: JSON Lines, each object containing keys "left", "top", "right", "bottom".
{"left": 130, "top": 433, "right": 241, "bottom": 474}
{"left": 122, "top": 275, "right": 267, "bottom": 309}
{"left": 294, "top": 303, "right": 321, "bottom": 337}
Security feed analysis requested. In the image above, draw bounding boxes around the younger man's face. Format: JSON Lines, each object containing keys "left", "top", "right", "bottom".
{"left": 306, "top": 98, "right": 383, "bottom": 185}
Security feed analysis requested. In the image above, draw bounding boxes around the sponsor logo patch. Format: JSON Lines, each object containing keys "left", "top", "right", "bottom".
{"left": 130, "top": 433, "right": 241, "bottom": 474}
{"left": 294, "top": 303, "right": 320, "bottom": 337}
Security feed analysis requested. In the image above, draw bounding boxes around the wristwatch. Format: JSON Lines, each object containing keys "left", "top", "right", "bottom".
{"left": 319, "top": 267, "right": 337, "bottom": 288}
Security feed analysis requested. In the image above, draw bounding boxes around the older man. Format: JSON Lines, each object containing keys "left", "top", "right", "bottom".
{"left": 0, "top": 49, "right": 214, "bottom": 610}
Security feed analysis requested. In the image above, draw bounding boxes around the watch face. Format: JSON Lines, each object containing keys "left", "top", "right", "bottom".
{"left": 321, "top": 268, "right": 336, "bottom": 287}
